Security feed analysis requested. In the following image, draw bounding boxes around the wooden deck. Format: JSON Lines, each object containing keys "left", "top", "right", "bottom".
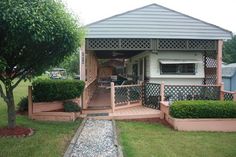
{"left": 110, "top": 105, "right": 161, "bottom": 120}
{"left": 82, "top": 86, "right": 161, "bottom": 120}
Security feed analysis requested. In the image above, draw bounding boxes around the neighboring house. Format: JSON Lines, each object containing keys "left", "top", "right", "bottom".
{"left": 222, "top": 63, "right": 236, "bottom": 91}
{"left": 79, "top": 3, "right": 232, "bottom": 109}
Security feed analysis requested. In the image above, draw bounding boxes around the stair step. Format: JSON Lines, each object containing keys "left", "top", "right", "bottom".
{"left": 82, "top": 108, "right": 112, "bottom": 114}
{"left": 87, "top": 113, "right": 109, "bottom": 117}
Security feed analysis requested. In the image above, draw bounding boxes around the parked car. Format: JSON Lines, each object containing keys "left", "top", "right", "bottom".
{"left": 50, "top": 68, "right": 67, "bottom": 79}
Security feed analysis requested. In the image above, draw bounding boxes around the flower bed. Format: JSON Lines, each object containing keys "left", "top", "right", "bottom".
{"left": 31, "top": 98, "right": 81, "bottom": 122}
{"left": 160, "top": 101, "right": 236, "bottom": 132}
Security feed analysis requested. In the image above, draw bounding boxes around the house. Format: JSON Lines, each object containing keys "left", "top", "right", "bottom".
{"left": 79, "top": 4, "right": 232, "bottom": 112}
{"left": 222, "top": 63, "right": 236, "bottom": 91}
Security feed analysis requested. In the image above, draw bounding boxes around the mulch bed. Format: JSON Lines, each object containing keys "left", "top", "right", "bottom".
{"left": 45, "top": 109, "right": 65, "bottom": 112}
{"left": 16, "top": 110, "right": 28, "bottom": 115}
{"left": 0, "top": 126, "right": 34, "bottom": 138}
{"left": 120, "top": 118, "right": 172, "bottom": 127}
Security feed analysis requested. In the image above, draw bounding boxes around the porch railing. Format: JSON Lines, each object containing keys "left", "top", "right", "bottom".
{"left": 82, "top": 79, "right": 97, "bottom": 109}
{"left": 110, "top": 82, "right": 236, "bottom": 112}
{"left": 142, "top": 83, "right": 162, "bottom": 109}
{"left": 221, "top": 90, "right": 236, "bottom": 101}
{"left": 111, "top": 82, "right": 142, "bottom": 112}
{"left": 164, "top": 85, "right": 221, "bottom": 101}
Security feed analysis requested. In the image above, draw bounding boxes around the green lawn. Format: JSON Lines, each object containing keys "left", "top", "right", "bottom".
{"left": 0, "top": 81, "right": 81, "bottom": 157}
{"left": 117, "top": 121, "right": 236, "bottom": 157}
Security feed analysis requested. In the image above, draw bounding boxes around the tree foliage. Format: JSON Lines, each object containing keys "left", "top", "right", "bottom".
{"left": 0, "top": 0, "right": 83, "bottom": 128}
{"left": 223, "top": 35, "right": 236, "bottom": 63}
{"left": 59, "top": 52, "right": 80, "bottom": 75}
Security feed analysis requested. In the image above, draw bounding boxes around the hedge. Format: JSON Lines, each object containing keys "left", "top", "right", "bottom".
{"left": 170, "top": 100, "right": 236, "bottom": 118}
{"left": 32, "top": 79, "right": 85, "bottom": 102}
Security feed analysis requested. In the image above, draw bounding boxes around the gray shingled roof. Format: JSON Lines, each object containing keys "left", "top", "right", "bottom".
{"left": 222, "top": 67, "right": 236, "bottom": 77}
{"left": 86, "top": 3, "right": 232, "bottom": 39}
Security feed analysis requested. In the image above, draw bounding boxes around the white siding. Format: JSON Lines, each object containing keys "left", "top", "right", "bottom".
{"left": 149, "top": 78, "right": 203, "bottom": 85}
{"left": 149, "top": 51, "right": 204, "bottom": 85}
{"left": 87, "top": 4, "right": 232, "bottom": 39}
{"left": 128, "top": 51, "right": 204, "bottom": 85}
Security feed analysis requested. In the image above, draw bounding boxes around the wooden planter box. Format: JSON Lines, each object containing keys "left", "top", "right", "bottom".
{"left": 160, "top": 101, "right": 236, "bottom": 132}
{"left": 31, "top": 112, "right": 80, "bottom": 122}
{"left": 30, "top": 98, "right": 81, "bottom": 122}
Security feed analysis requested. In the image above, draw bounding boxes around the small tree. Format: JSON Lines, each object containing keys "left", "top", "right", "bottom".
{"left": 0, "top": 0, "right": 83, "bottom": 128}
{"left": 223, "top": 35, "right": 236, "bottom": 63}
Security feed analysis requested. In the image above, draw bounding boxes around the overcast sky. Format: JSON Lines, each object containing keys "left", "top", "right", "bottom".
{"left": 63, "top": 0, "right": 236, "bottom": 33}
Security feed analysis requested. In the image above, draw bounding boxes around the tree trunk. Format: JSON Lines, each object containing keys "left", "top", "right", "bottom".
{"left": 6, "top": 85, "right": 16, "bottom": 128}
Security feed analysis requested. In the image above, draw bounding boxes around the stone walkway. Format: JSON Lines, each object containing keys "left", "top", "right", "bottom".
{"left": 64, "top": 119, "right": 119, "bottom": 157}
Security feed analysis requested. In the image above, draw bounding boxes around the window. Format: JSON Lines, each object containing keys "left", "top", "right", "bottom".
{"left": 160, "top": 63, "right": 195, "bottom": 75}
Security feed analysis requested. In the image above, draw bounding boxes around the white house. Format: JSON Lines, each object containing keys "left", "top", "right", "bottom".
{"left": 82, "top": 4, "right": 232, "bottom": 85}
{"left": 80, "top": 3, "right": 232, "bottom": 109}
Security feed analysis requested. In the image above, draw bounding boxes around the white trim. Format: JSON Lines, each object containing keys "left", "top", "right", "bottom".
{"left": 159, "top": 59, "right": 202, "bottom": 64}
{"left": 151, "top": 75, "right": 204, "bottom": 79}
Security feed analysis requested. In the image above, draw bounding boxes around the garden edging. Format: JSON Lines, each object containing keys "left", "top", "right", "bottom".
{"left": 160, "top": 101, "right": 236, "bottom": 132}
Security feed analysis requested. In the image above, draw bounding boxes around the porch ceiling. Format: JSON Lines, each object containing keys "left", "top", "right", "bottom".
{"left": 94, "top": 50, "right": 143, "bottom": 59}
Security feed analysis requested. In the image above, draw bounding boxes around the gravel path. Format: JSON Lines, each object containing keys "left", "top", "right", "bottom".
{"left": 69, "top": 119, "right": 118, "bottom": 157}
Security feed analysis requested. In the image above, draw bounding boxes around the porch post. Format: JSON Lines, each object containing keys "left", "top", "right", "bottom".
{"left": 28, "top": 86, "right": 33, "bottom": 118}
{"left": 220, "top": 82, "right": 224, "bottom": 101}
{"left": 111, "top": 82, "right": 115, "bottom": 113}
{"left": 142, "top": 57, "right": 145, "bottom": 81}
{"left": 216, "top": 40, "right": 223, "bottom": 85}
{"left": 80, "top": 44, "right": 86, "bottom": 109}
{"left": 80, "top": 45, "right": 86, "bottom": 81}
{"left": 160, "top": 82, "right": 165, "bottom": 102}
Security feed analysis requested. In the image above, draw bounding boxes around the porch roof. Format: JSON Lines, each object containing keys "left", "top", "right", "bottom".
{"left": 86, "top": 4, "right": 232, "bottom": 40}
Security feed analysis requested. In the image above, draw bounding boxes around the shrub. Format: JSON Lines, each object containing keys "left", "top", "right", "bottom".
{"left": 32, "top": 79, "right": 85, "bottom": 102}
{"left": 17, "top": 97, "right": 28, "bottom": 112}
{"left": 170, "top": 100, "right": 236, "bottom": 118}
{"left": 63, "top": 101, "right": 81, "bottom": 112}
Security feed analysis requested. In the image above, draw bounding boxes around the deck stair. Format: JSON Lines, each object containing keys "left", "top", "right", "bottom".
{"left": 81, "top": 106, "right": 161, "bottom": 120}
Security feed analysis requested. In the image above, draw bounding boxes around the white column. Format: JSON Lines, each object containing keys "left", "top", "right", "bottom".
{"left": 80, "top": 45, "right": 86, "bottom": 81}
{"left": 142, "top": 57, "right": 145, "bottom": 81}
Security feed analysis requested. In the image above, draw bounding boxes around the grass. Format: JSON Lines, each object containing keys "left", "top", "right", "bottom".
{"left": 117, "top": 121, "right": 236, "bottom": 157}
{"left": 0, "top": 81, "right": 81, "bottom": 157}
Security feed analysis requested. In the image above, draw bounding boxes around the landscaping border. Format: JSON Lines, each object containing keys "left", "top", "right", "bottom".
{"left": 160, "top": 101, "right": 236, "bottom": 132}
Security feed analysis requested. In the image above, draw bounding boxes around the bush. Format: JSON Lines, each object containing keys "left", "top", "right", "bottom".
{"left": 170, "top": 100, "right": 236, "bottom": 118}
{"left": 17, "top": 97, "right": 28, "bottom": 112}
{"left": 63, "top": 101, "right": 81, "bottom": 112}
{"left": 32, "top": 79, "right": 85, "bottom": 102}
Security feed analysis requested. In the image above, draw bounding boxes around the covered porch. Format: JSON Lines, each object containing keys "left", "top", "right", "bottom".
{"left": 81, "top": 39, "right": 222, "bottom": 106}
{"left": 79, "top": 38, "right": 224, "bottom": 119}
{"left": 79, "top": 4, "right": 232, "bottom": 118}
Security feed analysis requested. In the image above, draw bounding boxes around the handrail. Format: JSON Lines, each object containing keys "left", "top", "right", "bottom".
{"left": 165, "top": 84, "right": 220, "bottom": 87}
{"left": 222, "top": 90, "right": 236, "bottom": 94}
{"left": 85, "top": 78, "right": 97, "bottom": 88}
{"left": 114, "top": 84, "right": 142, "bottom": 88}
